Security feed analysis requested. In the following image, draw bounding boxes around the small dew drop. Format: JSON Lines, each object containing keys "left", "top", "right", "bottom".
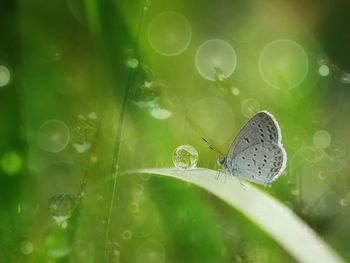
{"left": 340, "top": 72, "right": 350, "bottom": 84}
{"left": 72, "top": 114, "right": 96, "bottom": 153}
{"left": 126, "top": 57, "right": 139, "bottom": 69}
{"left": 87, "top": 112, "right": 97, "bottom": 119}
{"left": 172, "top": 145, "right": 199, "bottom": 169}
{"left": 106, "top": 242, "right": 121, "bottom": 262}
{"left": 0, "top": 65, "right": 11, "bottom": 87}
{"left": 231, "top": 87, "right": 240, "bottom": 96}
{"left": 149, "top": 106, "right": 172, "bottom": 120}
{"left": 49, "top": 193, "right": 76, "bottom": 225}
{"left": 214, "top": 67, "right": 226, "bottom": 81}
{"left": 317, "top": 54, "right": 329, "bottom": 65}
{"left": 132, "top": 81, "right": 161, "bottom": 109}
{"left": 122, "top": 230, "right": 133, "bottom": 240}
{"left": 318, "top": 65, "right": 330, "bottom": 77}
{"left": 73, "top": 143, "right": 92, "bottom": 153}
{"left": 21, "top": 241, "right": 34, "bottom": 255}
{"left": 340, "top": 199, "right": 349, "bottom": 207}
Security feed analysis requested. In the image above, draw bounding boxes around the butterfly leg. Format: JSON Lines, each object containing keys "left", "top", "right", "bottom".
{"left": 215, "top": 169, "right": 222, "bottom": 181}
{"left": 238, "top": 177, "right": 248, "bottom": 190}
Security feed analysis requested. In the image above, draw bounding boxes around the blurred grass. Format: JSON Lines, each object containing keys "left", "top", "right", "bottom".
{"left": 1, "top": 0, "right": 350, "bottom": 262}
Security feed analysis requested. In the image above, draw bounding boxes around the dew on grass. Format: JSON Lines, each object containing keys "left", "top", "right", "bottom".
{"left": 49, "top": 193, "right": 76, "bottom": 224}
{"left": 172, "top": 145, "right": 199, "bottom": 170}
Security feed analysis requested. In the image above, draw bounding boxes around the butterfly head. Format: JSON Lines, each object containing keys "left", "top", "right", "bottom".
{"left": 217, "top": 155, "right": 226, "bottom": 166}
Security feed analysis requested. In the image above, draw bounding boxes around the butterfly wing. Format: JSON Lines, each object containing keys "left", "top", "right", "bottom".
{"left": 229, "top": 143, "right": 287, "bottom": 186}
{"left": 227, "top": 111, "right": 282, "bottom": 160}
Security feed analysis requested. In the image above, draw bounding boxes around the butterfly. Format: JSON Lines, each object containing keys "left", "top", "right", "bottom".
{"left": 210, "top": 111, "right": 287, "bottom": 187}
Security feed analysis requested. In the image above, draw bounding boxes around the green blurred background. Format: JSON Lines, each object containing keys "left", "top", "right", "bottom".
{"left": 1, "top": 0, "right": 350, "bottom": 262}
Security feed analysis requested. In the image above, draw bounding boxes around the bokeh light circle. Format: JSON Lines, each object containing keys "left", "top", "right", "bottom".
{"left": 259, "top": 39, "right": 309, "bottom": 89}
{"left": 0, "top": 65, "right": 11, "bottom": 87}
{"left": 21, "top": 241, "right": 34, "bottom": 255}
{"left": 195, "top": 39, "right": 237, "bottom": 81}
{"left": 340, "top": 72, "right": 350, "bottom": 84}
{"left": 148, "top": 12, "right": 191, "bottom": 56}
{"left": 37, "top": 120, "right": 70, "bottom": 153}
{"left": 313, "top": 130, "right": 331, "bottom": 149}
{"left": 0, "top": 151, "right": 23, "bottom": 175}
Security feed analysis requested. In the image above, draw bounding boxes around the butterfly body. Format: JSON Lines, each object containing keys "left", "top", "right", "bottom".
{"left": 219, "top": 111, "right": 287, "bottom": 187}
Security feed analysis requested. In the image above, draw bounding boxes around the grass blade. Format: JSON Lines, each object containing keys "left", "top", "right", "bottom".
{"left": 130, "top": 167, "right": 345, "bottom": 263}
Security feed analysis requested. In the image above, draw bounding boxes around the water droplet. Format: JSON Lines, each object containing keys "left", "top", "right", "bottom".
{"left": 214, "top": 67, "right": 226, "bottom": 81}
{"left": 149, "top": 105, "right": 172, "bottom": 120}
{"left": 45, "top": 226, "right": 71, "bottom": 258}
{"left": 340, "top": 72, "right": 350, "bottom": 84}
{"left": 0, "top": 65, "right": 11, "bottom": 87}
{"left": 72, "top": 114, "right": 96, "bottom": 153}
{"left": 172, "top": 145, "right": 199, "bottom": 169}
{"left": 87, "top": 112, "right": 97, "bottom": 119}
{"left": 122, "top": 230, "right": 133, "bottom": 240}
{"left": 318, "top": 65, "right": 330, "bottom": 77}
{"left": 126, "top": 57, "right": 139, "bottom": 69}
{"left": 231, "top": 87, "right": 240, "bottom": 96}
{"left": 313, "top": 130, "right": 331, "bottom": 149}
{"left": 49, "top": 193, "right": 76, "bottom": 224}
{"left": 136, "top": 240, "right": 166, "bottom": 263}
{"left": 73, "top": 143, "right": 92, "bottom": 153}
{"left": 148, "top": 12, "right": 191, "bottom": 56}
{"left": 37, "top": 120, "right": 70, "bottom": 153}
{"left": 259, "top": 39, "right": 308, "bottom": 89}
{"left": 132, "top": 81, "right": 161, "bottom": 109}
{"left": 317, "top": 54, "right": 329, "bottom": 65}
{"left": 241, "top": 98, "right": 260, "bottom": 118}
{"left": 340, "top": 199, "right": 348, "bottom": 207}
{"left": 106, "top": 242, "right": 121, "bottom": 262}
{"left": 195, "top": 39, "right": 237, "bottom": 81}
{"left": 0, "top": 151, "right": 23, "bottom": 175}
{"left": 21, "top": 241, "right": 34, "bottom": 255}
{"left": 125, "top": 49, "right": 138, "bottom": 69}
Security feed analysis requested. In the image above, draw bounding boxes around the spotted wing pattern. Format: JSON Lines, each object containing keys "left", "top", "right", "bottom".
{"left": 227, "top": 111, "right": 281, "bottom": 161}
{"left": 229, "top": 143, "right": 286, "bottom": 186}
{"left": 225, "top": 111, "right": 286, "bottom": 186}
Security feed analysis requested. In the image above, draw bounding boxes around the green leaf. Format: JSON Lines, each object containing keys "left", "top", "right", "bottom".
{"left": 129, "top": 168, "right": 345, "bottom": 263}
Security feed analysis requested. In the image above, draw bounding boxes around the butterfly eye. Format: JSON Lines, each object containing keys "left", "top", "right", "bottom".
{"left": 217, "top": 156, "right": 226, "bottom": 166}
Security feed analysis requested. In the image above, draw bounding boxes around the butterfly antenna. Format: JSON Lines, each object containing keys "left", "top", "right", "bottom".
{"left": 201, "top": 137, "right": 224, "bottom": 155}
